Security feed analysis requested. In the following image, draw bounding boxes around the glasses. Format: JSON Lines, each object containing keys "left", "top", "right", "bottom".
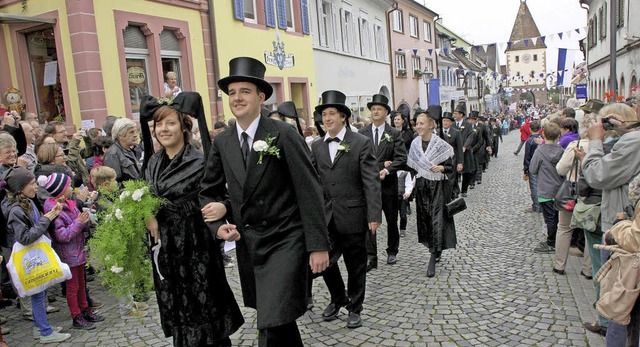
{"left": 0, "top": 149, "right": 16, "bottom": 155}
{"left": 55, "top": 153, "right": 66, "bottom": 158}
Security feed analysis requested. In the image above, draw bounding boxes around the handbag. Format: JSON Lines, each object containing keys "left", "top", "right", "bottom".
{"left": 555, "top": 147, "right": 579, "bottom": 211}
{"left": 570, "top": 200, "right": 601, "bottom": 232}
{"left": 7, "top": 235, "right": 72, "bottom": 297}
{"left": 446, "top": 197, "right": 467, "bottom": 217}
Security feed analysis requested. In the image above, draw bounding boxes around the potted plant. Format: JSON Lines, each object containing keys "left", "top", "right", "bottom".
{"left": 398, "top": 69, "right": 407, "bottom": 77}
{"left": 414, "top": 69, "right": 423, "bottom": 78}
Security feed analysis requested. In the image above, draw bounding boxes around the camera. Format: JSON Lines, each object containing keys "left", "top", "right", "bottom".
{"left": 602, "top": 117, "right": 615, "bottom": 131}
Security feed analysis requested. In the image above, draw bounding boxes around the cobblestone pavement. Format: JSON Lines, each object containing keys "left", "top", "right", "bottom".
{"left": 2, "top": 131, "right": 606, "bottom": 346}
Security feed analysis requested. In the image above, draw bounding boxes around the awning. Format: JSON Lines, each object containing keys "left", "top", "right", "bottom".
{"left": 0, "top": 13, "right": 56, "bottom": 24}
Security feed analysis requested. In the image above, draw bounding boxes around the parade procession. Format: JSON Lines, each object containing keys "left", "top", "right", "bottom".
{"left": 0, "top": 0, "right": 639, "bottom": 346}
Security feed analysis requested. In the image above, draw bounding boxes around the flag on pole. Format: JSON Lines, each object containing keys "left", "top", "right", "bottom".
{"left": 556, "top": 48, "right": 574, "bottom": 87}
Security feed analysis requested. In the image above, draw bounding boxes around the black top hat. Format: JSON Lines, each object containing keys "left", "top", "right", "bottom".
{"left": 315, "top": 90, "right": 351, "bottom": 117}
{"left": 218, "top": 57, "right": 273, "bottom": 99}
{"left": 454, "top": 104, "right": 466, "bottom": 115}
{"left": 427, "top": 105, "right": 442, "bottom": 122}
{"left": 469, "top": 110, "right": 480, "bottom": 119}
{"left": 442, "top": 112, "right": 454, "bottom": 121}
{"left": 313, "top": 110, "right": 322, "bottom": 123}
{"left": 367, "top": 94, "right": 391, "bottom": 114}
{"left": 277, "top": 101, "right": 298, "bottom": 119}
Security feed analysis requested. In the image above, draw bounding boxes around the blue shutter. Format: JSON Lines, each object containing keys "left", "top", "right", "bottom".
{"left": 301, "top": 0, "right": 310, "bottom": 35}
{"left": 265, "top": 0, "right": 276, "bottom": 28}
{"left": 276, "top": 0, "right": 287, "bottom": 29}
{"left": 233, "top": 0, "right": 245, "bottom": 21}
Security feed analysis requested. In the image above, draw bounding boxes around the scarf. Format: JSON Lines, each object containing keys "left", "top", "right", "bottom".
{"left": 407, "top": 134, "right": 454, "bottom": 181}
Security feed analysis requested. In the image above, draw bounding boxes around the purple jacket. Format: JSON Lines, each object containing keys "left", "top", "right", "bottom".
{"left": 558, "top": 131, "right": 579, "bottom": 149}
{"left": 43, "top": 198, "right": 89, "bottom": 267}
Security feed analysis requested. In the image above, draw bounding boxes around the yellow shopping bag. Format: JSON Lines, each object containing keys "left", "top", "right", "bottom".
{"left": 7, "top": 235, "right": 71, "bottom": 297}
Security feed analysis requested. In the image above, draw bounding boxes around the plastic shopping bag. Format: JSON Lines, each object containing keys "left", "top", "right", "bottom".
{"left": 7, "top": 235, "right": 72, "bottom": 297}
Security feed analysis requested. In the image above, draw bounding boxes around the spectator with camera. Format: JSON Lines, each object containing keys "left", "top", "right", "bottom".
{"left": 577, "top": 102, "right": 640, "bottom": 344}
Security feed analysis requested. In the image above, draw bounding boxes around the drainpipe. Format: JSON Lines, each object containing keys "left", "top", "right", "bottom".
{"left": 386, "top": 2, "right": 398, "bottom": 107}
{"left": 207, "top": 0, "right": 221, "bottom": 119}
{"left": 609, "top": 0, "right": 617, "bottom": 97}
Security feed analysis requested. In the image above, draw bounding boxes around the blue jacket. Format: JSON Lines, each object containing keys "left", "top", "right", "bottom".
{"left": 523, "top": 133, "right": 542, "bottom": 174}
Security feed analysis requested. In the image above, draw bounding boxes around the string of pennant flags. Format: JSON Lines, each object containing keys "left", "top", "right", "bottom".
{"left": 410, "top": 25, "right": 588, "bottom": 57}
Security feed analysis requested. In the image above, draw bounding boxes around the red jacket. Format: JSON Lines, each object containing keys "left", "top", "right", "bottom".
{"left": 520, "top": 121, "right": 531, "bottom": 141}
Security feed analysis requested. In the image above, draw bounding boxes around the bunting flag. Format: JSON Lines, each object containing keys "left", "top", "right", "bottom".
{"left": 483, "top": 44, "right": 488, "bottom": 51}
{"left": 428, "top": 48, "right": 433, "bottom": 56}
{"left": 531, "top": 37, "right": 538, "bottom": 46}
{"left": 540, "top": 36, "right": 546, "bottom": 44}
{"left": 558, "top": 32, "right": 563, "bottom": 40}
{"left": 443, "top": 48, "right": 448, "bottom": 55}
{"left": 475, "top": 46, "right": 480, "bottom": 52}
{"left": 507, "top": 41, "right": 513, "bottom": 49}
{"left": 524, "top": 39, "right": 529, "bottom": 47}
{"left": 435, "top": 48, "right": 441, "bottom": 55}
{"left": 566, "top": 30, "right": 572, "bottom": 39}
{"left": 575, "top": 28, "right": 581, "bottom": 34}
{"left": 413, "top": 48, "right": 418, "bottom": 55}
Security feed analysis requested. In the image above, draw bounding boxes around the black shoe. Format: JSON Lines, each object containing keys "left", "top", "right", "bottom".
{"left": 322, "top": 302, "right": 343, "bottom": 321}
{"left": 552, "top": 268, "right": 566, "bottom": 275}
{"left": 435, "top": 251, "right": 442, "bottom": 263}
{"left": 387, "top": 255, "right": 397, "bottom": 265}
{"left": 0, "top": 299, "right": 12, "bottom": 309}
{"left": 366, "top": 261, "right": 377, "bottom": 272}
{"left": 306, "top": 297, "right": 314, "bottom": 311}
{"left": 581, "top": 271, "right": 593, "bottom": 280}
{"left": 469, "top": 185, "right": 475, "bottom": 189}
{"left": 476, "top": 181, "right": 482, "bottom": 185}
{"left": 584, "top": 322, "right": 607, "bottom": 336}
{"left": 82, "top": 308, "right": 105, "bottom": 322}
{"left": 1, "top": 287, "right": 16, "bottom": 300}
{"left": 346, "top": 312, "right": 362, "bottom": 328}
{"left": 427, "top": 254, "right": 436, "bottom": 277}
{"left": 461, "top": 193, "right": 467, "bottom": 197}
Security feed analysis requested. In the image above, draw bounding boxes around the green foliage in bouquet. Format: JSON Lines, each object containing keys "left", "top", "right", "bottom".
{"left": 87, "top": 180, "right": 163, "bottom": 299}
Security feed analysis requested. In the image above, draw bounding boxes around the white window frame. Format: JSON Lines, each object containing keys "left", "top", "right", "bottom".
{"left": 359, "top": 12, "right": 370, "bottom": 58}
{"left": 409, "top": 15, "right": 418, "bottom": 38}
{"left": 395, "top": 53, "right": 406, "bottom": 76}
{"left": 318, "top": 1, "right": 330, "bottom": 47}
{"left": 341, "top": 8, "right": 354, "bottom": 53}
{"left": 412, "top": 56, "right": 421, "bottom": 77}
{"left": 373, "top": 21, "right": 385, "bottom": 61}
{"left": 331, "top": 4, "right": 341, "bottom": 49}
{"left": 286, "top": 0, "right": 295, "bottom": 31}
{"left": 392, "top": 9, "right": 403, "bottom": 33}
{"left": 243, "top": 0, "right": 257, "bottom": 24}
{"left": 423, "top": 21, "right": 431, "bottom": 42}
{"left": 425, "top": 58, "right": 433, "bottom": 74}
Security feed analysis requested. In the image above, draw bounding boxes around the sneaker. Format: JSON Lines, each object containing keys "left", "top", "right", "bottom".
{"left": 121, "top": 308, "right": 148, "bottom": 319}
{"left": 34, "top": 326, "right": 63, "bottom": 339}
{"left": 72, "top": 314, "right": 96, "bottom": 330}
{"left": 552, "top": 267, "right": 566, "bottom": 275}
{"left": 533, "top": 244, "right": 555, "bottom": 253}
{"left": 132, "top": 302, "right": 149, "bottom": 310}
{"left": 82, "top": 308, "right": 105, "bottom": 322}
{"left": 45, "top": 305, "right": 60, "bottom": 313}
{"left": 40, "top": 331, "right": 71, "bottom": 344}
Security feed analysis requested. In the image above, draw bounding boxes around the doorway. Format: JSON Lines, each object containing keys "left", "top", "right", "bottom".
{"left": 26, "top": 27, "right": 62, "bottom": 122}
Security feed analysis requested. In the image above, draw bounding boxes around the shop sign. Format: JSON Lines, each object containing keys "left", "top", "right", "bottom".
{"left": 128, "top": 67, "right": 146, "bottom": 84}
{"left": 264, "top": 33, "right": 294, "bottom": 70}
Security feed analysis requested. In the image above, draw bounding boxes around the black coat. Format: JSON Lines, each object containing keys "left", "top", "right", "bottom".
{"left": 358, "top": 124, "right": 407, "bottom": 198}
{"left": 453, "top": 120, "right": 477, "bottom": 173}
{"left": 199, "top": 116, "right": 329, "bottom": 329}
{"left": 103, "top": 142, "right": 141, "bottom": 184}
{"left": 145, "top": 144, "right": 243, "bottom": 346}
{"left": 311, "top": 129, "right": 381, "bottom": 234}
{"left": 474, "top": 123, "right": 491, "bottom": 165}
{"left": 443, "top": 128, "right": 463, "bottom": 166}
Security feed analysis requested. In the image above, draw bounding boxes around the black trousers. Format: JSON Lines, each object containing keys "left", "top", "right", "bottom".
{"left": 258, "top": 321, "right": 302, "bottom": 347}
{"left": 367, "top": 194, "right": 399, "bottom": 260}
{"left": 475, "top": 163, "right": 485, "bottom": 182}
{"left": 450, "top": 170, "right": 460, "bottom": 198}
{"left": 461, "top": 173, "right": 475, "bottom": 193}
{"left": 322, "top": 223, "right": 367, "bottom": 314}
{"left": 540, "top": 201, "right": 559, "bottom": 246}
{"left": 398, "top": 197, "right": 409, "bottom": 230}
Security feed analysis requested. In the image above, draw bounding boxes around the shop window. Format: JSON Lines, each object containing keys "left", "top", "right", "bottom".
{"left": 124, "top": 25, "right": 150, "bottom": 117}
{"left": 26, "top": 28, "right": 63, "bottom": 122}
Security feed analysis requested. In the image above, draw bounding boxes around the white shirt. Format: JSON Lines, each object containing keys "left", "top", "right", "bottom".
{"left": 398, "top": 170, "right": 415, "bottom": 195}
{"left": 324, "top": 126, "right": 347, "bottom": 163}
{"left": 456, "top": 121, "right": 463, "bottom": 128}
{"left": 371, "top": 123, "right": 386, "bottom": 146}
{"left": 236, "top": 115, "right": 261, "bottom": 150}
{"left": 163, "top": 82, "right": 182, "bottom": 98}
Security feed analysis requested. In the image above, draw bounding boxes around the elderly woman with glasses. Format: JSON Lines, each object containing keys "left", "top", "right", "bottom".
{"left": 102, "top": 118, "right": 141, "bottom": 185}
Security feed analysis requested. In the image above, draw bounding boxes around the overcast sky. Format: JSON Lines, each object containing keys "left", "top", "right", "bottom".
{"left": 420, "top": 0, "right": 587, "bottom": 72}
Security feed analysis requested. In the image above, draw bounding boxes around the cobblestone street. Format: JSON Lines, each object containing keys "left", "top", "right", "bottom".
{"left": 2, "top": 131, "right": 605, "bottom": 346}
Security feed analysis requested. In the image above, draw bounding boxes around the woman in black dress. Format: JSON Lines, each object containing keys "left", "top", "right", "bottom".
{"left": 392, "top": 110, "right": 414, "bottom": 151}
{"left": 407, "top": 112, "right": 457, "bottom": 278}
{"left": 140, "top": 93, "right": 243, "bottom": 347}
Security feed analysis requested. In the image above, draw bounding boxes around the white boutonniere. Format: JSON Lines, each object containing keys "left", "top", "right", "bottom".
{"left": 382, "top": 133, "right": 393, "bottom": 143}
{"left": 253, "top": 134, "right": 280, "bottom": 165}
{"left": 447, "top": 133, "right": 451, "bottom": 138}
{"left": 337, "top": 141, "right": 350, "bottom": 156}
{"left": 460, "top": 126, "right": 465, "bottom": 129}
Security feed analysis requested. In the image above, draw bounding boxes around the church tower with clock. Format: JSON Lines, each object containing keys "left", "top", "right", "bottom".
{"left": 505, "top": 0, "right": 548, "bottom": 105}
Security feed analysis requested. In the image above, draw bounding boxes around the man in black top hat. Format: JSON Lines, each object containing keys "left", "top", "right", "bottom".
{"left": 359, "top": 94, "right": 407, "bottom": 270}
{"left": 452, "top": 104, "right": 478, "bottom": 197}
{"left": 490, "top": 118, "right": 503, "bottom": 157}
{"left": 199, "top": 57, "right": 330, "bottom": 347}
{"left": 442, "top": 112, "right": 463, "bottom": 198}
{"left": 311, "top": 90, "right": 381, "bottom": 329}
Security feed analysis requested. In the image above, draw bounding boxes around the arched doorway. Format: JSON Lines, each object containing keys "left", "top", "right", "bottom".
{"left": 629, "top": 73, "right": 637, "bottom": 97}
{"left": 620, "top": 74, "right": 625, "bottom": 98}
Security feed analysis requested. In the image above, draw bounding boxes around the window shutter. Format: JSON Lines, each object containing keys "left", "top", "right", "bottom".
{"left": 301, "top": 0, "right": 310, "bottom": 35}
{"left": 317, "top": 0, "right": 326, "bottom": 46}
{"left": 233, "top": 0, "right": 245, "bottom": 21}
{"left": 124, "top": 26, "right": 148, "bottom": 49}
{"left": 603, "top": 4, "right": 607, "bottom": 38}
{"left": 276, "top": 0, "right": 287, "bottom": 29}
{"left": 265, "top": 0, "right": 276, "bottom": 28}
{"left": 332, "top": 4, "right": 341, "bottom": 49}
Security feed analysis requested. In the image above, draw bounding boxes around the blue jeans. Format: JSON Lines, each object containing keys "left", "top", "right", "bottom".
{"left": 503, "top": 128, "right": 508, "bottom": 135}
{"left": 31, "top": 290, "right": 53, "bottom": 337}
{"left": 528, "top": 174, "right": 540, "bottom": 212}
{"left": 601, "top": 247, "right": 627, "bottom": 344}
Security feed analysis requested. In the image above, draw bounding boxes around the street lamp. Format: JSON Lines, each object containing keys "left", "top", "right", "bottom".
{"left": 422, "top": 69, "right": 434, "bottom": 106}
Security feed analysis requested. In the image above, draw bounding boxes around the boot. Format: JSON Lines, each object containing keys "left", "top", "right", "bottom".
{"left": 427, "top": 253, "right": 436, "bottom": 277}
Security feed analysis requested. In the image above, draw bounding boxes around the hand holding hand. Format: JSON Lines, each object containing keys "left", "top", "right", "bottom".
{"left": 379, "top": 169, "right": 387, "bottom": 180}
{"left": 216, "top": 223, "right": 241, "bottom": 241}
{"left": 202, "top": 202, "right": 227, "bottom": 223}
{"left": 403, "top": 193, "right": 410, "bottom": 200}
{"left": 430, "top": 165, "right": 444, "bottom": 173}
{"left": 369, "top": 222, "right": 379, "bottom": 234}
{"left": 384, "top": 160, "right": 392, "bottom": 168}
